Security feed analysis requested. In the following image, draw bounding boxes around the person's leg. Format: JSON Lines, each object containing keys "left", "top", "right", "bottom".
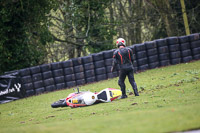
{"left": 127, "top": 70, "right": 139, "bottom": 96}
{"left": 118, "top": 70, "right": 127, "bottom": 98}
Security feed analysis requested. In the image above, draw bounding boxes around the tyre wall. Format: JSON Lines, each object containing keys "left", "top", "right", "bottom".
{"left": 3, "top": 33, "right": 200, "bottom": 97}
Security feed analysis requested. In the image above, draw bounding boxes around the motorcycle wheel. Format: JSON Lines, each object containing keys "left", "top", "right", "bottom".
{"left": 51, "top": 99, "right": 68, "bottom": 108}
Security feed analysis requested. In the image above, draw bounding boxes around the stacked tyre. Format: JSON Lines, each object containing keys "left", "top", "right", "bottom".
{"left": 92, "top": 52, "right": 107, "bottom": 81}
{"left": 156, "top": 39, "right": 170, "bottom": 66}
{"left": 30, "top": 66, "right": 45, "bottom": 94}
{"left": 135, "top": 43, "right": 149, "bottom": 71}
{"left": 167, "top": 37, "right": 181, "bottom": 65}
{"left": 179, "top": 35, "right": 193, "bottom": 63}
{"left": 63, "top": 60, "right": 76, "bottom": 88}
{"left": 52, "top": 62, "right": 65, "bottom": 90}
{"left": 41, "top": 64, "right": 55, "bottom": 92}
{"left": 82, "top": 56, "right": 96, "bottom": 83}
{"left": 103, "top": 50, "right": 118, "bottom": 79}
{"left": 72, "top": 58, "right": 85, "bottom": 86}
{"left": 20, "top": 68, "right": 35, "bottom": 96}
{"left": 145, "top": 41, "right": 159, "bottom": 69}
{"left": 189, "top": 33, "right": 200, "bottom": 60}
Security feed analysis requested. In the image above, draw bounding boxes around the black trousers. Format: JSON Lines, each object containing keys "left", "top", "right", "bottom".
{"left": 118, "top": 68, "right": 139, "bottom": 96}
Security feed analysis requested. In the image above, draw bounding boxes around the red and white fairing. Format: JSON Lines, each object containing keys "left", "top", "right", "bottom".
{"left": 66, "top": 88, "right": 122, "bottom": 108}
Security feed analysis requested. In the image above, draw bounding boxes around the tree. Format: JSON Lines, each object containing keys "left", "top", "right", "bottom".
{"left": 48, "top": 0, "right": 115, "bottom": 61}
{"left": 0, "top": 0, "right": 57, "bottom": 74}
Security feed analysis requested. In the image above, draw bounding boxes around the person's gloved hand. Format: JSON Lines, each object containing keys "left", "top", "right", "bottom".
{"left": 111, "top": 67, "right": 114, "bottom": 73}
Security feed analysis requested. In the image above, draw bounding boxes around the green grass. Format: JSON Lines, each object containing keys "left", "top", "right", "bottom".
{"left": 0, "top": 61, "right": 200, "bottom": 133}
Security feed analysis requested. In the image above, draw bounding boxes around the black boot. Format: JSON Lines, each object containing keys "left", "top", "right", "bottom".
{"left": 120, "top": 94, "right": 128, "bottom": 99}
{"left": 133, "top": 89, "right": 139, "bottom": 96}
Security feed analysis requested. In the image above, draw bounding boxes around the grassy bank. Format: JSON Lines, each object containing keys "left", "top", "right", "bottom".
{"left": 0, "top": 61, "right": 200, "bottom": 133}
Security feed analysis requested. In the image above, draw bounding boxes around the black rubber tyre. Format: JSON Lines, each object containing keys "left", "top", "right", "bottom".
{"left": 85, "top": 70, "right": 95, "bottom": 78}
{"left": 33, "top": 80, "right": 44, "bottom": 88}
{"left": 42, "top": 71, "right": 53, "bottom": 80}
{"left": 149, "top": 62, "right": 159, "bottom": 69}
{"left": 23, "top": 83, "right": 34, "bottom": 90}
{"left": 55, "top": 76, "right": 65, "bottom": 84}
{"left": 159, "top": 53, "right": 170, "bottom": 61}
{"left": 179, "top": 36, "right": 189, "bottom": 43}
{"left": 138, "top": 64, "right": 149, "bottom": 71}
{"left": 171, "top": 58, "right": 181, "bottom": 65}
{"left": 25, "top": 89, "right": 35, "bottom": 97}
{"left": 95, "top": 67, "right": 106, "bottom": 75}
{"left": 156, "top": 39, "right": 167, "bottom": 47}
{"left": 75, "top": 72, "right": 85, "bottom": 80}
{"left": 147, "top": 48, "right": 157, "bottom": 56}
{"left": 66, "top": 81, "right": 76, "bottom": 88}
{"left": 96, "top": 74, "right": 107, "bottom": 81}
{"left": 32, "top": 73, "right": 42, "bottom": 82}
{"left": 169, "top": 44, "right": 180, "bottom": 52}
{"left": 192, "top": 47, "right": 200, "bottom": 55}
{"left": 51, "top": 99, "right": 68, "bottom": 108}
{"left": 92, "top": 52, "right": 104, "bottom": 61}
{"left": 145, "top": 41, "right": 157, "bottom": 49}
{"left": 56, "top": 83, "right": 66, "bottom": 90}
{"left": 182, "top": 56, "right": 193, "bottom": 63}
{"left": 148, "top": 55, "right": 159, "bottom": 63}
{"left": 72, "top": 57, "right": 82, "bottom": 66}
{"left": 21, "top": 75, "right": 32, "bottom": 84}
{"left": 106, "top": 66, "right": 112, "bottom": 73}
{"left": 45, "top": 85, "right": 56, "bottom": 92}
{"left": 137, "top": 58, "right": 148, "bottom": 66}
{"left": 76, "top": 79, "right": 86, "bottom": 85}
{"left": 82, "top": 56, "right": 93, "bottom": 64}
{"left": 133, "top": 60, "right": 138, "bottom": 67}
{"left": 190, "top": 40, "right": 200, "bottom": 49}
{"left": 65, "top": 74, "right": 75, "bottom": 82}
{"left": 53, "top": 69, "right": 64, "bottom": 77}
{"left": 181, "top": 50, "right": 192, "bottom": 57}
{"left": 135, "top": 43, "right": 146, "bottom": 52}
{"left": 105, "top": 58, "right": 113, "bottom": 66}
{"left": 19, "top": 68, "right": 31, "bottom": 77}
{"left": 136, "top": 51, "right": 147, "bottom": 59}
{"left": 44, "top": 78, "right": 55, "bottom": 86}
{"left": 40, "top": 64, "right": 51, "bottom": 72}
{"left": 167, "top": 37, "right": 179, "bottom": 45}
{"left": 180, "top": 42, "right": 190, "bottom": 51}
{"left": 35, "top": 87, "right": 45, "bottom": 95}
{"left": 158, "top": 46, "right": 169, "bottom": 54}
{"left": 160, "top": 60, "right": 170, "bottom": 66}
{"left": 51, "top": 62, "right": 62, "bottom": 70}
{"left": 74, "top": 65, "right": 84, "bottom": 73}
{"left": 62, "top": 60, "right": 73, "bottom": 68}
{"left": 107, "top": 71, "right": 118, "bottom": 79}
{"left": 189, "top": 33, "right": 199, "bottom": 42}
{"left": 103, "top": 50, "right": 114, "bottom": 59}
{"left": 30, "top": 66, "right": 41, "bottom": 74}
{"left": 170, "top": 51, "right": 181, "bottom": 59}
{"left": 86, "top": 77, "right": 96, "bottom": 83}
{"left": 84, "top": 63, "right": 95, "bottom": 71}
{"left": 193, "top": 54, "right": 200, "bottom": 60}
{"left": 64, "top": 67, "right": 74, "bottom": 75}
{"left": 94, "top": 60, "right": 105, "bottom": 68}
{"left": 158, "top": 53, "right": 169, "bottom": 61}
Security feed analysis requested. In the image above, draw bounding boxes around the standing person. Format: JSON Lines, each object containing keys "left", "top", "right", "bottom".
{"left": 111, "top": 38, "right": 139, "bottom": 98}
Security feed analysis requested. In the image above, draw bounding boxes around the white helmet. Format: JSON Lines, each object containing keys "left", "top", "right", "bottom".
{"left": 116, "top": 38, "right": 126, "bottom": 48}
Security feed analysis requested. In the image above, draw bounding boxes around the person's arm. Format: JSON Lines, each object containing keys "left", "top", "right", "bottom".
{"left": 129, "top": 48, "right": 134, "bottom": 63}
{"left": 111, "top": 51, "right": 118, "bottom": 72}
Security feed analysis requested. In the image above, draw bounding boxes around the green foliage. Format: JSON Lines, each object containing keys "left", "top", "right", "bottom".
{"left": 0, "top": 0, "right": 57, "bottom": 74}
{"left": 0, "top": 61, "right": 200, "bottom": 133}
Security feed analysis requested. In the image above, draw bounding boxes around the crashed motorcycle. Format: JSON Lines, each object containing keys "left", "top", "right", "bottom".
{"left": 51, "top": 88, "right": 122, "bottom": 108}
